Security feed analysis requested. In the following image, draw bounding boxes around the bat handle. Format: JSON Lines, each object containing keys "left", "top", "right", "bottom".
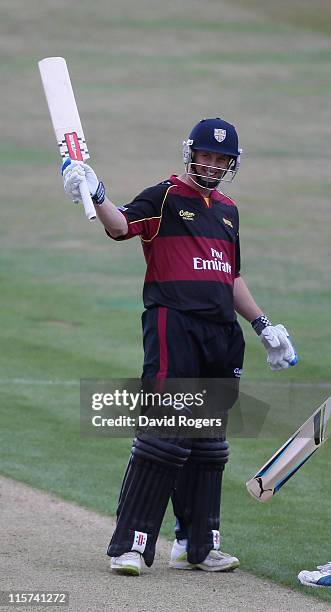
{"left": 79, "top": 178, "right": 96, "bottom": 221}
{"left": 288, "top": 336, "right": 299, "bottom": 367}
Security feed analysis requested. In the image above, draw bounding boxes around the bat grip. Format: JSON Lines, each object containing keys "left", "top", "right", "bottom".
{"left": 288, "top": 336, "right": 299, "bottom": 367}
{"left": 79, "top": 178, "right": 96, "bottom": 221}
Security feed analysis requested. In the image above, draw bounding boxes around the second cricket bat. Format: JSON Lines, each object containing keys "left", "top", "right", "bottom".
{"left": 246, "top": 396, "right": 331, "bottom": 502}
{"left": 38, "top": 57, "right": 96, "bottom": 221}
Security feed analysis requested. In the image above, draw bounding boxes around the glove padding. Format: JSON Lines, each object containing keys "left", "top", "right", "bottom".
{"left": 261, "top": 324, "right": 297, "bottom": 371}
{"left": 62, "top": 159, "right": 99, "bottom": 203}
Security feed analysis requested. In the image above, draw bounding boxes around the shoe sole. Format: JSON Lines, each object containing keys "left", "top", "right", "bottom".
{"left": 197, "top": 560, "right": 240, "bottom": 572}
{"left": 111, "top": 565, "right": 140, "bottom": 576}
{"left": 298, "top": 578, "right": 328, "bottom": 588}
{"left": 169, "top": 560, "right": 240, "bottom": 572}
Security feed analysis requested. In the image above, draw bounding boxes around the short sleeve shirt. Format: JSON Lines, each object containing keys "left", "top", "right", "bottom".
{"left": 108, "top": 175, "right": 241, "bottom": 322}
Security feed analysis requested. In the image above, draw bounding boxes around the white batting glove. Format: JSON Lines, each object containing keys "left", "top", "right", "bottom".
{"left": 61, "top": 159, "right": 99, "bottom": 203}
{"left": 261, "top": 324, "right": 297, "bottom": 371}
{"left": 251, "top": 315, "right": 299, "bottom": 372}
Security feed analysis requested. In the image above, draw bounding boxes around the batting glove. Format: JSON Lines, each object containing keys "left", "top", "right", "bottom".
{"left": 251, "top": 315, "right": 299, "bottom": 372}
{"left": 61, "top": 159, "right": 104, "bottom": 203}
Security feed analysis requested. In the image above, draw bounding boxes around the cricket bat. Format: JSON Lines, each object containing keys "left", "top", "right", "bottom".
{"left": 38, "top": 57, "right": 96, "bottom": 221}
{"left": 246, "top": 396, "right": 331, "bottom": 502}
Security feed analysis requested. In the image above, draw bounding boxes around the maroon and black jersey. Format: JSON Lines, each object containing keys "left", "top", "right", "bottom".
{"left": 110, "top": 175, "right": 241, "bottom": 323}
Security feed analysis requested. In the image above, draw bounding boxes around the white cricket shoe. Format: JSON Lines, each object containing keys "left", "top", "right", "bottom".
{"left": 298, "top": 561, "right": 331, "bottom": 587}
{"left": 110, "top": 551, "right": 142, "bottom": 576}
{"left": 169, "top": 540, "right": 240, "bottom": 572}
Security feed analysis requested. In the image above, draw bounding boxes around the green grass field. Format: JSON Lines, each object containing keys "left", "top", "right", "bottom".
{"left": 0, "top": 0, "right": 330, "bottom": 603}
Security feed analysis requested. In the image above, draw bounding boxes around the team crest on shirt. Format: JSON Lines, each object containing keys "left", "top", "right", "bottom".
{"left": 214, "top": 129, "right": 226, "bottom": 142}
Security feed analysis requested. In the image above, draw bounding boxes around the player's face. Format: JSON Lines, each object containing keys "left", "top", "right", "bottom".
{"left": 188, "top": 150, "right": 231, "bottom": 189}
{"left": 193, "top": 151, "right": 230, "bottom": 179}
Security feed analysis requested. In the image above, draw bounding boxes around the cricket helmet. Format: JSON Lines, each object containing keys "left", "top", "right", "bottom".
{"left": 183, "top": 117, "right": 242, "bottom": 189}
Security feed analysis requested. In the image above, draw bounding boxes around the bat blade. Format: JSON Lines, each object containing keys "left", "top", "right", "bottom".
{"left": 38, "top": 57, "right": 96, "bottom": 220}
{"left": 246, "top": 396, "right": 331, "bottom": 502}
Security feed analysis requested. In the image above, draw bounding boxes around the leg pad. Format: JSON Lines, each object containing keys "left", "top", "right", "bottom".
{"left": 172, "top": 439, "right": 229, "bottom": 564}
{"left": 107, "top": 435, "right": 190, "bottom": 566}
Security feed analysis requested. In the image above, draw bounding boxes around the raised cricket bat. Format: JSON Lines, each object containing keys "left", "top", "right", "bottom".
{"left": 38, "top": 57, "right": 96, "bottom": 221}
{"left": 246, "top": 396, "right": 331, "bottom": 502}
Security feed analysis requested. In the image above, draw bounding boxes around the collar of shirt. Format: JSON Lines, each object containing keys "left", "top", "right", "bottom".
{"left": 168, "top": 175, "right": 236, "bottom": 210}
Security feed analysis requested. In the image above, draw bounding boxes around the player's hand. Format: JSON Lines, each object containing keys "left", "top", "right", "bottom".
{"left": 61, "top": 159, "right": 99, "bottom": 203}
{"left": 251, "top": 315, "right": 299, "bottom": 371}
{"left": 261, "top": 324, "right": 298, "bottom": 371}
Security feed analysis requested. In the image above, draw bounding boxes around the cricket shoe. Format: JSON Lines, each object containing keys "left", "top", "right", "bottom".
{"left": 169, "top": 540, "right": 240, "bottom": 572}
{"left": 110, "top": 552, "right": 142, "bottom": 576}
{"left": 298, "top": 561, "right": 331, "bottom": 587}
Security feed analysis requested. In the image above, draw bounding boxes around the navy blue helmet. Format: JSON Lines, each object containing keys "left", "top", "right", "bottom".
{"left": 183, "top": 117, "right": 242, "bottom": 189}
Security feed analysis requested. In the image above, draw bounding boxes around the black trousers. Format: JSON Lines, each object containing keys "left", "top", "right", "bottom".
{"left": 142, "top": 306, "right": 245, "bottom": 379}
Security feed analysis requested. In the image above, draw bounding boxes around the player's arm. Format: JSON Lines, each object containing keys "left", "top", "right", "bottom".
{"left": 232, "top": 230, "right": 262, "bottom": 321}
{"left": 234, "top": 275, "right": 298, "bottom": 371}
{"left": 233, "top": 275, "right": 263, "bottom": 322}
{"left": 94, "top": 196, "right": 128, "bottom": 238}
{"left": 61, "top": 159, "right": 128, "bottom": 237}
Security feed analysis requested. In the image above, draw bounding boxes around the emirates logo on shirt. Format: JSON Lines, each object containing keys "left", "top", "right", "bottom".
{"left": 192, "top": 247, "right": 232, "bottom": 274}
